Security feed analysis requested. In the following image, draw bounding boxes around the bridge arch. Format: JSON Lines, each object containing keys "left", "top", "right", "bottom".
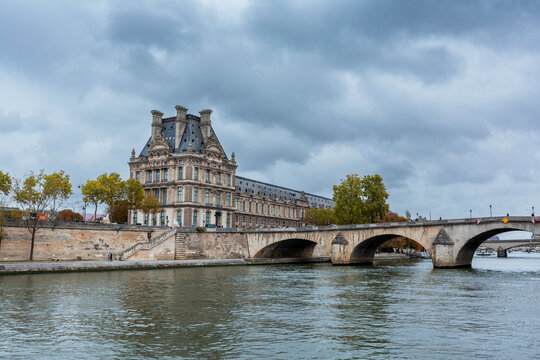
{"left": 349, "top": 234, "right": 426, "bottom": 265}
{"left": 253, "top": 238, "right": 326, "bottom": 259}
{"left": 456, "top": 227, "right": 532, "bottom": 264}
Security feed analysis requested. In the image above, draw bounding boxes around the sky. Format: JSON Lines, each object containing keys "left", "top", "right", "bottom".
{"left": 1, "top": 0, "right": 540, "bottom": 222}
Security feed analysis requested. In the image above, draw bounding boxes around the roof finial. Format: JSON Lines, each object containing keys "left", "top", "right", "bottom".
{"left": 131, "top": 148, "right": 135, "bottom": 158}
{"left": 231, "top": 152, "right": 236, "bottom": 162}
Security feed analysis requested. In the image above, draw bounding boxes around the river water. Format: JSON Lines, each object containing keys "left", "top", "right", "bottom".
{"left": 1, "top": 253, "right": 539, "bottom": 360}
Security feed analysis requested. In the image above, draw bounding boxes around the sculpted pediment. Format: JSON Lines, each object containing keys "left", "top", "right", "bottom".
{"left": 148, "top": 132, "right": 172, "bottom": 156}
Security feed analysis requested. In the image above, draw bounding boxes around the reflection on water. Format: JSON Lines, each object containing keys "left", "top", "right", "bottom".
{"left": 1, "top": 255, "right": 540, "bottom": 359}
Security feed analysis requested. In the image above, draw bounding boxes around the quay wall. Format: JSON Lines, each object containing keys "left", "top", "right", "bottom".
{"left": 0, "top": 221, "right": 168, "bottom": 261}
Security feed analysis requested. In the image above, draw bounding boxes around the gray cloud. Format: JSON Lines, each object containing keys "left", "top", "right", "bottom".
{"left": 1, "top": 0, "right": 540, "bottom": 219}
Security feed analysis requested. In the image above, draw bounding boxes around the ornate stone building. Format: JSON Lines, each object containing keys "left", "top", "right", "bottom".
{"left": 128, "top": 105, "right": 334, "bottom": 228}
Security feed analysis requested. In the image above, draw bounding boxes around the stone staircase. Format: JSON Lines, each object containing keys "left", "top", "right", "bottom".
{"left": 175, "top": 232, "right": 187, "bottom": 259}
{"left": 119, "top": 228, "right": 177, "bottom": 260}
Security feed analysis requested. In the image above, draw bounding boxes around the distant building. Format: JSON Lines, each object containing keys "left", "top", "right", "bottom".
{"left": 128, "top": 105, "right": 333, "bottom": 228}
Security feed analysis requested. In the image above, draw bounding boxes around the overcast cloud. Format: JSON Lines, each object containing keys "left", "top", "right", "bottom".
{"left": 1, "top": 0, "right": 540, "bottom": 221}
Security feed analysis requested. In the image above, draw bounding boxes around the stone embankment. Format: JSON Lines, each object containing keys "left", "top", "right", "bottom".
{"left": 0, "top": 257, "right": 330, "bottom": 275}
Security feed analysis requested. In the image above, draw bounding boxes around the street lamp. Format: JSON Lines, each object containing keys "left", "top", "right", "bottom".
{"left": 489, "top": 204, "right": 492, "bottom": 217}
{"left": 533, "top": 206, "right": 535, "bottom": 217}
{"left": 470, "top": 209, "right": 472, "bottom": 218}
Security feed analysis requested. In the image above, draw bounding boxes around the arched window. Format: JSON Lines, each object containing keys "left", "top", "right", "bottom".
{"left": 226, "top": 214, "right": 230, "bottom": 228}
{"left": 133, "top": 211, "right": 138, "bottom": 225}
{"left": 144, "top": 213, "right": 149, "bottom": 226}
{"left": 177, "top": 210, "right": 182, "bottom": 227}
{"left": 152, "top": 213, "right": 157, "bottom": 226}
{"left": 193, "top": 211, "right": 198, "bottom": 227}
{"left": 206, "top": 211, "right": 210, "bottom": 226}
{"left": 160, "top": 210, "right": 165, "bottom": 226}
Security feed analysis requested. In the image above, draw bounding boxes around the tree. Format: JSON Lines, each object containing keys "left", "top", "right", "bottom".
{"left": 109, "top": 200, "right": 129, "bottom": 224}
{"left": 305, "top": 207, "right": 335, "bottom": 226}
{"left": 81, "top": 179, "right": 104, "bottom": 221}
{"left": 97, "top": 172, "right": 124, "bottom": 210}
{"left": 140, "top": 193, "right": 161, "bottom": 222}
{"left": 332, "top": 174, "right": 389, "bottom": 225}
{"left": 13, "top": 170, "right": 72, "bottom": 260}
{"left": 57, "top": 209, "right": 83, "bottom": 222}
{"left": 123, "top": 178, "right": 144, "bottom": 211}
{"left": 0, "top": 170, "right": 13, "bottom": 250}
{"left": 405, "top": 210, "right": 411, "bottom": 220}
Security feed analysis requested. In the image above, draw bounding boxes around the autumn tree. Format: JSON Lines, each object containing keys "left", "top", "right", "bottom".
{"left": 140, "top": 193, "right": 161, "bottom": 224}
{"left": 13, "top": 170, "right": 72, "bottom": 260}
{"left": 81, "top": 179, "right": 104, "bottom": 221}
{"left": 332, "top": 174, "right": 389, "bottom": 225}
{"left": 305, "top": 208, "right": 335, "bottom": 226}
{"left": 0, "top": 170, "right": 13, "bottom": 250}
{"left": 57, "top": 209, "right": 83, "bottom": 222}
{"left": 97, "top": 172, "right": 125, "bottom": 209}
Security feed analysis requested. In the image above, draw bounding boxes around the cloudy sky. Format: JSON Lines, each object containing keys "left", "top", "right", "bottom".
{"left": 1, "top": 0, "right": 540, "bottom": 220}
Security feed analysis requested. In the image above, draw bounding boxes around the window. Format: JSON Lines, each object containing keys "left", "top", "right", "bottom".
{"left": 227, "top": 174, "right": 231, "bottom": 185}
{"left": 268, "top": 204, "right": 270, "bottom": 215}
{"left": 194, "top": 167, "right": 199, "bottom": 180}
{"left": 217, "top": 172, "right": 221, "bottom": 184}
{"left": 193, "top": 211, "right": 198, "bottom": 226}
{"left": 226, "top": 214, "right": 230, "bottom": 228}
{"left": 273, "top": 206, "right": 275, "bottom": 216}
{"left": 162, "top": 188, "right": 167, "bottom": 204}
{"left": 156, "top": 169, "right": 160, "bottom": 182}
{"left": 160, "top": 211, "right": 165, "bottom": 226}
{"left": 144, "top": 213, "right": 148, "bottom": 226}
{"left": 256, "top": 202, "right": 258, "bottom": 214}
{"left": 227, "top": 192, "right": 230, "bottom": 206}
{"left": 163, "top": 169, "right": 168, "bottom": 182}
{"left": 154, "top": 189, "right": 159, "bottom": 201}
{"left": 152, "top": 213, "right": 157, "bottom": 226}
{"left": 177, "top": 210, "right": 182, "bottom": 227}
{"left": 136, "top": 171, "right": 140, "bottom": 182}
{"left": 133, "top": 211, "right": 138, "bottom": 224}
{"left": 242, "top": 200, "right": 246, "bottom": 212}
{"left": 249, "top": 200, "right": 252, "bottom": 212}
{"left": 288, "top": 207, "right": 291, "bottom": 217}
{"left": 193, "top": 187, "right": 198, "bottom": 202}
{"left": 205, "top": 189, "right": 210, "bottom": 205}
{"left": 217, "top": 192, "right": 221, "bottom": 206}
{"left": 148, "top": 170, "right": 152, "bottom": 183}
{"left": 177, "top": 187, "right": 183, "bottom": 202}
{"left": 235, "top": 198, "right": 238, "bottom": 210}
{"left": 206, "top": 170, "right": 210, "bottom": 182}
{"left": 205, "top": 212, "right": 210, "bottom": 226}
{"left": 178, "top": 166, "right": 183, "bottom": 180}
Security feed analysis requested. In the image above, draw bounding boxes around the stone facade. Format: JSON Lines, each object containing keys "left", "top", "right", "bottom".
{"left": 128, "top": 105, "right": 333, "bottom": 229}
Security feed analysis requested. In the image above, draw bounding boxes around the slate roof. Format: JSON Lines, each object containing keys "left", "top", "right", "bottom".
{"left": 139, "top": 114, "right": 225, "bottom": 158}
{"left": 235, "top": 176, "right": 334, "bottom": 209}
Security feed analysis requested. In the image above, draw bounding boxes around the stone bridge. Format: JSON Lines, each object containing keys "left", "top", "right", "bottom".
{"left": 245, "top": 216, "right": 540, "bottom": 268}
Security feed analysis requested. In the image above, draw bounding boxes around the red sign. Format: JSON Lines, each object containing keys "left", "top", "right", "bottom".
{"left": 532, "top": 218, "right": 537, "bottom": 224}
{"left": 37, "top": 213, "right": 48, "bottom": 221}
{"left": 475, "top": 219, "right": 480, "bottom": 224}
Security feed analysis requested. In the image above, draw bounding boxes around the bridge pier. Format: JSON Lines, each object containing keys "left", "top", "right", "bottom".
{"left": 497, "top": 246, "right": 508, "bottom": 258}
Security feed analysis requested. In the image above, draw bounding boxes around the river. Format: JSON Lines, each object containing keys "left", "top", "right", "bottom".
{"left": 1, "top": 253, "right": 539, "bottom": 359}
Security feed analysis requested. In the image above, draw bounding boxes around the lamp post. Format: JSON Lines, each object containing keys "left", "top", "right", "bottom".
{"left": 533, "top": 206, "right": 535, "bottom": 217}
{"left": 489, "top": 204, "right": 492, "bottom": 217}
{"left": 470, "top": 209, "right": 472, "bottom": 218}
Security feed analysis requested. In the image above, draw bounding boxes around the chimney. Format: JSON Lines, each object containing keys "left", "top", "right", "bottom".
{"left": 199, "top": 109, "right": 212, "bottom": 140}
{"left": 175, "top": 105, "right": 188, "bottom": 148}
{"left": 151, "top": 110, "right": 164, "bottom": 142}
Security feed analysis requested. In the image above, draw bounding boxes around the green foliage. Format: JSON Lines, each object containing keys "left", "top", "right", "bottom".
{"left": 123, "top": 178, "right": 144, "bottom": 210}
{"left": 405, "top": 210, "right": 411, "bottom": 220}
{"left": 305, "top": 207, "right": 335, "bottom": 226}
{"left": 0, "top": 170, "right": 12, "bottom": 244}
{"left": 96, "top": 172, "right": 124, "bottom": 209}
{"left": 0, "top": 170, "right": 12, "bottom": 196}
{"left": 332, "top": 174, "right": 389, "bottom": 225}
{"left": 13, "top": 170, "right": 73, "bottom": 260}
{"left": 140, "top": 193, "right": 161, "bottom": 215}
{"left": 196, "top": 226, "right": 206, "bottom": 232}
{"left": 81, "top": 179, "right": 104, "bottom": 220}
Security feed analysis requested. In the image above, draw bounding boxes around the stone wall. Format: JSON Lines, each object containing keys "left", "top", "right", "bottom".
{"left": 0, "top": 221, "right": 168, "bottom": 261}
{"left": 176, "top": 230, "right": 249, "bottom": 260}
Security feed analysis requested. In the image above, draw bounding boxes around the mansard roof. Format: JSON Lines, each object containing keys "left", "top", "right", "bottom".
{"left": 139, "top": 114, "right": 227, "bottom": 158}
{"left": 235, "top": 176, "right": 334, "bottom": 209}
